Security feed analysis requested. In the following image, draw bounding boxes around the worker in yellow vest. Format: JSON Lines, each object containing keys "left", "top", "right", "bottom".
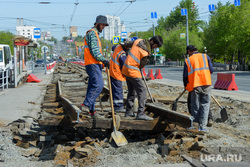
{"left": 81, "top": 15, "right": 109, "bottom": 117}
{"left": 122, "top": 36, "right": 163, "bottom": 120}
{"left": 183, "top": 45, "right": 213, "bottom": 131}
{"left": 109, "top": 38, "right": 133, "bottom": 112}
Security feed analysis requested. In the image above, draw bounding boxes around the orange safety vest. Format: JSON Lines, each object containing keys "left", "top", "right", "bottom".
{"left": 122, "top": 39, "right": 149, "bottom": 78}
{"left": 109, "top": 45, "right": 126, "bottom": 81}
{"left": 84, "top": 28, "right": 103, "bottom": 66}
{"left": 185, "top": 53, "right": 212, "bottom": 92}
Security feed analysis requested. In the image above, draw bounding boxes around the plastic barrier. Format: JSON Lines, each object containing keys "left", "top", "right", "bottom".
{"left": 147, "top": 69, "right": 155, "bottom": 80}
{"left": 27, "top": 74, "right": 42, "bottom": 82}
{"left": 154, "top": 69, "right": 163, "bottom": 79}
{"left": 214, "top": 73, "right": 238, "bottom": 90}
{"left": 142, "top": 68, "right": 147, "bottom": 76}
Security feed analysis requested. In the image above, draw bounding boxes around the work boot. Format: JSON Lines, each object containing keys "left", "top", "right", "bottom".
{"left": 115, "top": 108, "right": 126, "bottom": 113}
{"left": 89, "top": 111, "right": 101, "bottom": 118}
{"left": 124, "top": 111, "right": 136, "bottom": 117}
{"left": 80, "top": 104, "right": 89, "bottom": 112}
{"left": 136, "top": 114, "right": 153, "bottom": 121}
{"left": 207, "top": 119, "right": 213, "bottom": 127}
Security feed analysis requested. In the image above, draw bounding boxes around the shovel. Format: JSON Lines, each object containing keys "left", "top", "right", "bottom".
{"left": 171, "top": 90, "right": 186, "bottom": 111}
{"left": 107, "top": 68, "right": 128, "bottom": 146}
{"left": 211, "top": 94, "right": 228, "bottom": 122}
{"left": 141, "top": 70, "right": 156, "bottom": 104}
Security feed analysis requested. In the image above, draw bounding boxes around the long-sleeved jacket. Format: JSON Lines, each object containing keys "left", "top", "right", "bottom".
{"left": 84, "top": 27, "right": 105, "bottom": 62}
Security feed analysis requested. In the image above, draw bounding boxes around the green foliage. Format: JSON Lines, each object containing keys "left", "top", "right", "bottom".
{"left": 0, "top": 31, "right": 14, "bottom": 54}
{"left": 204, "top": 0, "right": 250, "bottom": 63}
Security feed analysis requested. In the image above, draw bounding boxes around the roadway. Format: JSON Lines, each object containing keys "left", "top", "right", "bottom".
{"left": 145, "top": 65, "right": 250, "bottom": 92}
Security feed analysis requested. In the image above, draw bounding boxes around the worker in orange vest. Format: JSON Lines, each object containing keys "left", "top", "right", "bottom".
{"left": 183, "top": 45, "right": 213, "bottom": 131}
{"left": 109, "top": 38, "right": 134, "bottom": 112}
{"left": 81, "top": 15, "right": 109, "bottom": 117}
{"left": 122, "top": 36, "right": 163, "bottom": 120}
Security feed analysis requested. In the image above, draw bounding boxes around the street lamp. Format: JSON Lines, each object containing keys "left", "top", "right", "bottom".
{"left": 145, "top": 19, "right": 155, "bottom": 36}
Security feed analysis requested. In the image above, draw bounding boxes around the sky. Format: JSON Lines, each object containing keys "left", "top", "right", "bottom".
{"left": 0, "top": 0, "right": 233, "bottom": 40}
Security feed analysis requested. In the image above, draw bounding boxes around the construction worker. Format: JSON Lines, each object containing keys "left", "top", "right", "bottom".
{"left": 183, "top": 45, "right": 213, "bottom": 131}
{"left": 122, "top": 36, "right": 163, "bottom": 120}
{"left": 81, "top": 15, "right": 109, "bottom": 117}
{"left": 109, "top": 38, "right": 134, "bottom": 112}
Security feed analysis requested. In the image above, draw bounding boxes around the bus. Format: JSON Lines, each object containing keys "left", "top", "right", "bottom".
{"left": 0, "top": 44, "right": 12, "bottom": 70}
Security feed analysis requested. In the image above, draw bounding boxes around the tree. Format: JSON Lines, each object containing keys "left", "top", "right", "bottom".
{"left": 0, "top": 31, "right": 14, "bottom": 53}
{"left": 204, "top": 0, "right": 250, "bottom": 69}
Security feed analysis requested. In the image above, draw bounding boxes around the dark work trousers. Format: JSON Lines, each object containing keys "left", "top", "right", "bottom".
{"left": 83, "top": 64, "right": 104, "bottom": 111}
{"left": 188, "top": 91, "right": 213, "bottom": 120}
{"left": 125, "top": 76, "right": 147, "bottom": 115}
{"left": 110, "top": 76, "right": 124, "bottom": 110}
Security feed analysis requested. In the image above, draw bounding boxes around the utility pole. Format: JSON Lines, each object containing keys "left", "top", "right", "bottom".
{"left": 181, "top": 8, "right": 189, "bottom": 46}
{"left": 186, "top": 12, "right": 189, "bottom": 46}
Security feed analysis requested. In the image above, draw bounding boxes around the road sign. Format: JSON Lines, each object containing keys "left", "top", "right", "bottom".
{"left": 151, "top": 12, "right": 157, "bottom": 19}
{"left": 234, "top": 0, "right": 241, "bottom": 6}
{"left": 156, "top": 48, "right": 159, "bottom": 53}
{"left": 209, "top": 4, "right": 215, "bottom": 11}
{"left": 112, "top": 36, "right": 120, "bottom": 44}
{"left": 41, "top": 46, "right": 49, "bottom": 53}
{"left": 131, "top": 37, "right": 138, "bottom": 41}
{"left": 180, "top": 33, "right": 185, "bottom": 39}
{"left": 181, "top": 9, "right": 187, "bottom": 16}
{"left": 121, "top": 32, "right": 127, "bottom": 39}
{"left": 34, "top": 28, "right": 41, "bottom": 38}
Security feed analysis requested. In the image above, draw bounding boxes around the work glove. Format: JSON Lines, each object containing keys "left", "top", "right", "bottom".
{"left": 102, "top": 60, "right": 110, "bottom": 68}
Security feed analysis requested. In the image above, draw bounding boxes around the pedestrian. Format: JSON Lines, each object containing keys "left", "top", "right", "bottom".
{"left": 122, "top": 36, "right": 163, "bottom": 120}
{"left": 183, "top": 45, "right": 213, "bottom": 131}
{"left": 81, "top": 15, "right": 110, "bottom": 117}
{"left": 109, "top": 38, "right": 134, "bottom": 112}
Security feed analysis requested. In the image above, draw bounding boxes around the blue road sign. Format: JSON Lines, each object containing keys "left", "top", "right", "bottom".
{"left": 121, "top": 32, "right": 127, "bottom": 40}
{"left": 106, "top": 46, "right": 108, "bottom": 49}
{"left": 79, "top": 48, "right": 81, "bottom": 51}
{"left": 209, "top": 4, "right": 215, "bottom": 11}
{"left": 234, "top": 0, "right": 241, "bottom": 6}
{"left": 113, "top": 36, "right": 120, "bottom": 44}
{"left": 34, "top": 28, "right": 41, "bottom": 38}
{"left": 156, "top": 48, "right": 159, "bottom": 53}
{"left": 181, "top": 9, "right": 187, "bottom": 16}
{"left": 131, "top": 37, "right": 138, "bottom": 41}
{"left": 151, "top": 12, "right": 157, "bottom": 19}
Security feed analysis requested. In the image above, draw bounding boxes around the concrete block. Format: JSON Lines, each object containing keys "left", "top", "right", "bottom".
{"left": 74, "top": 147, "right": 92, "bottom": 158}
{"left": 16, "top": 140, "right": 29, "bottom": 149}
{"left": 169, "top": 150, "right": 179, "bottom": 156}
{"left": 181, "top": 137, "right": 193, "bottom": 144}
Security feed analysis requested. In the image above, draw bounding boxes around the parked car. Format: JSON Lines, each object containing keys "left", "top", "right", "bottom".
{"left": 35, "top": 59, "right": 45, "bottom": 67}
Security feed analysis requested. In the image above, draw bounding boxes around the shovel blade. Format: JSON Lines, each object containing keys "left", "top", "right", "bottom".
{"left": 220, "top": 108, "right": 228, "bottom": 122}
{"left": 171, "top": 102, "right": 177, "bottom": 111}
{"left": 111, "top": 130, "right": 128, "bottom": 147}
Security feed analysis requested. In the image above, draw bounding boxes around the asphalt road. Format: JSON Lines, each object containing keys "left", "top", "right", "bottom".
{"left": 145, "top": 65, "right": 250, "bottom": 92}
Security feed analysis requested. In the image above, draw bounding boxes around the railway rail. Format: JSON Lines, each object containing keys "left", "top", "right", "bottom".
{"left": 39, "top": 63, "right": 194, "bottom": 132}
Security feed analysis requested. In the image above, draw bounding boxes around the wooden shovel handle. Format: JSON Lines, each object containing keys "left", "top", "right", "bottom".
{"left": 106, "top": 68, "right": 117, "bottom": 128}
{"left": 211, "top": 94, "right": 223, "bottom": 109}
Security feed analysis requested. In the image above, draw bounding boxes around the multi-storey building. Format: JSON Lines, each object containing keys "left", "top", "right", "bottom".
{"left": 103, "top": 15, "right": 125, "bottom": 41}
